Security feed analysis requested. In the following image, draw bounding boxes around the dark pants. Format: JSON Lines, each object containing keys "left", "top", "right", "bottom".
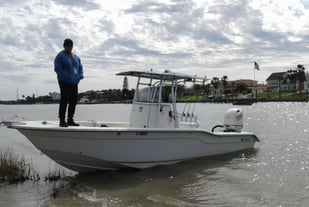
{"left": 58, "top": 81, "right": 78, "bottom": 120}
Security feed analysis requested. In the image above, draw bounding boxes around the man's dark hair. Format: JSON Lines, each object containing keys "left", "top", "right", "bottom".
{"left": 63, "top": 39, "right": 73, "bottom": 47}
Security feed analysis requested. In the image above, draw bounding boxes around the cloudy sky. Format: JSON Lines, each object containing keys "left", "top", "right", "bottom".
{"left": 1, "top": 0, "right": 309, "bottom": 100}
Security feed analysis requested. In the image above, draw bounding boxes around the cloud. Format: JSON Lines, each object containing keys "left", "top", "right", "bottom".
{"left": 0, "top": 0, "right": 309, "bottom": 100}
{"left": 51, "top": 0, "right": 100, "bottom": 10}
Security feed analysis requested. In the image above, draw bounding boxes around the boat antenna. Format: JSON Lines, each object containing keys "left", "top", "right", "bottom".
{"left": 187, "top": 104, "right": 192, "bottom": 116}
{"left": 182, "top": 103, "right": 187, "bottom": 116}
{"left": 191, "top": 103, "right": 196, "bottom": 116}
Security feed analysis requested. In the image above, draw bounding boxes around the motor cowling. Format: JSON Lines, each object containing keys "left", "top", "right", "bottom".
{"left": 223, "top": 108, "right": 243, "bottom": 132}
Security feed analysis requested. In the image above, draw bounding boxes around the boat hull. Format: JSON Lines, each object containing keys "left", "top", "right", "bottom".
{"left": 12, "top": 123, "right": 258, "bottom": 172}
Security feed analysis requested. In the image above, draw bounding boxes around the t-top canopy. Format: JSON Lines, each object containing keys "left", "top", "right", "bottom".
{"left": 116, "top": 70, "right": 206, "bottom": 82}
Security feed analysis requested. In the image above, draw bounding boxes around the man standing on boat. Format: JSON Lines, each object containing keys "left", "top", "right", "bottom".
{"left": 54, "top": 38, "right": 84, "bottom": 127}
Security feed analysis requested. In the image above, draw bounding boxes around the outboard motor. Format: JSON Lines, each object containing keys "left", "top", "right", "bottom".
{"left": 211, "top": 108, "right": 243, "bottom": 133}
{"left": 223, "top": 108, "right": 243, "bottom": 132}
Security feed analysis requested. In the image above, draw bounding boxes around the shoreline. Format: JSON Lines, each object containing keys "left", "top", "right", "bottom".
{"left": 1, "top": 98, "right": 309, "bottom": 105}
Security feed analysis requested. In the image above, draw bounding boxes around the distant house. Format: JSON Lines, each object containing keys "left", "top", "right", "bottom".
{"left": 266, "top": 72, "right": 307, "bottom": 92}
{"left": 224, "top": 79, "right": 258, "bottom": 93}
{"left": 79, "top": 96, "right": 90, "bottom": 104}
{"left": 306, "top": 73, "right": 309, "bottom": 92}
{"left": 49, "top": 92, "right": 60, "bottom": 101}
{"left": 266, "top": 72, "right": 288, "bottom": 92}
{"left": 256, "top": 84, "right": 268, "bottom": 94}
{"left": 233, "top": 79, "right": 257, "bottom": 89}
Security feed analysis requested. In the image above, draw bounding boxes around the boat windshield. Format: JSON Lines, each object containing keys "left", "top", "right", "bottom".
{"left": 136, "top": 87, "right": 155, "bottom": 102}
{"left": 117, "top": 70, "right": 207, "bottom": 104}
{"left": 136, "top": 85, "right": 171, "bottom": 103}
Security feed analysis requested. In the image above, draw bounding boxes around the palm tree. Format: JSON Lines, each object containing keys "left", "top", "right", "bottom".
{"left": 297, "top": 64, "right": 306, "bottom": 94}
{"left": 221, "top": 75, "right": 228, "bottom": 95}
{"left": 235, "top": 83, "right": 248, "bottom": 95}
{"left": 288, "top": 64, "right": 306, "bottom": 94}
{"left": 211, "top": 77, "right": 220, "bottom": 97}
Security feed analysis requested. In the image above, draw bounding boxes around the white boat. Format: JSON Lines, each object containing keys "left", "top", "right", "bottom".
{"left": 5, "top": 70, "right": 259, "bottom": 172}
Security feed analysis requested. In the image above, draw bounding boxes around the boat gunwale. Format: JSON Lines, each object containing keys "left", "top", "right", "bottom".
{"left": 9, "top": 121, "right": 259, "bottom": 141}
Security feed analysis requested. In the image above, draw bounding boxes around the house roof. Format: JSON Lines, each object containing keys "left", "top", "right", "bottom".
{"left": 266, "top": 72, "right": 287, "bottom": 81}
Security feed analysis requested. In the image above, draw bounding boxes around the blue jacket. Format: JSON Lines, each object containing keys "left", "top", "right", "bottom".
{"left": 54, "top": 51, "right": 84, "bottom": 85}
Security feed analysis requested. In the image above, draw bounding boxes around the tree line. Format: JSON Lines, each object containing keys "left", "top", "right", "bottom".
{"left": 2, "top": 64, "right": 307, "bottom": 104}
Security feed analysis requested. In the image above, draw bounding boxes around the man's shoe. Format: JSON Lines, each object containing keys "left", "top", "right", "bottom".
{"left": 59, "top": 121, "right": 68, "bottom": 127}
{"left": 67, "top": 119, "right": 80, "bottom": 126}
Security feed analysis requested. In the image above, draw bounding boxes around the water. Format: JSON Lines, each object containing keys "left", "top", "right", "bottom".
{"left": 1, "top": 103, "right": 309, "bottom": 206}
